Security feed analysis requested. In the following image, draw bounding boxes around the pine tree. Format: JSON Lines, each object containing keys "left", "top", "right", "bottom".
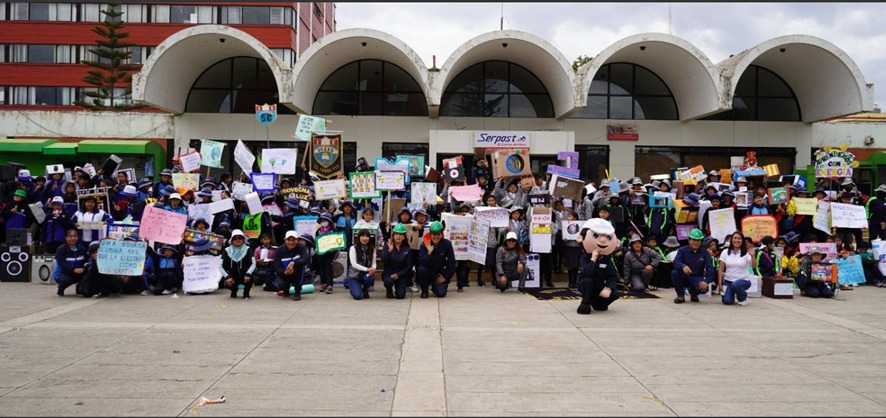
{"left": 74, "top": 2, "right": 146, "bottom": 111}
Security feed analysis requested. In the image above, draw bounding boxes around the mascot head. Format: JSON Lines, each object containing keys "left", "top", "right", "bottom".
{"left": 580, "top": 218, "right": 618, "bottom": 256}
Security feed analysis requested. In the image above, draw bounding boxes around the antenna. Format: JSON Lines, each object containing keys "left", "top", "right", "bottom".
{"left": 668, "top": 2, "right": 672, "bottom": 35}
{"left": 500, "top": 3, "right": 504, "bottom": 30}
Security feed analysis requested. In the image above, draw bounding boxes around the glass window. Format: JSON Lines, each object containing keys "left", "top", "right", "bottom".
{"left": 151, "top": 5, "right": 169, "bottom": 23}
{"left": 0, "top": 46, "right": 5, "bottom": 62}
{"left": 170, "top": 5, "right": 195, "bottom": 23}
{"left": 81, "top": 3, "right": 100, "bottom": 21}
{"left": 313, "top": 60, "right": 428, "bottom": 116}
{"left": 12, "top": 2, "right": 27, "bottom": 20}
{"left": 11, "top": 44, "right": 27, "bottom": 62}
{"left": 186, "top": 57, "right": 295, "bottom": 115}
{"left": 28, "top": 45, "right": 54, "bottom": 63}
{"left": 0, "top": 88, "right": 6, "bottom": 105}
{"left": 34, "top": 86, "right": 56, "bottom": 105}
{"left": 270, "top": 7, "right": 283, "bottom": 24}
{"left": 0, "top": 3, "right": 6, "bottom": 20}
{"left": 572, "top": 62, "right": 677, "bottom": 120}
{"left": 56, "top": 45, "right": 73, "bottom": 63}
{"left": 702, "top": 65, "right": 800, "bottom": 121}
{"left": 439, "top": 61, "right": 553, "bottom": 118}
{"left": 242, "top": 6, "right": 269, "bottom": 24}
{"left": 221, "top": 6, "right": 241, "bottom": 24}
{"left": 123, "top": 4, "right": 143, "bottom": 23}
{"left": 358, "top": 59, "right": 382, "bottom": 91}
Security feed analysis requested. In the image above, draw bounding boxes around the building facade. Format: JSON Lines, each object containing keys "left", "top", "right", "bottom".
{"left": 0, "top": 13, "right": 882, "bottom": 184}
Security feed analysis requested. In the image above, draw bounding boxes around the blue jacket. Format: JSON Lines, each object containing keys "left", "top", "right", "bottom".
{"left": 54, "top": 243, "right": 88, "bottom": 279}
{"left": 381, "top": 242, "right": 412, "bottom": 280}
{"left": 44, "top": 208, "right": 74, "bottom": 244}
{"left": 418, "top": 238, "right": 456, "bottom": 280}
{"left": 673, "top": 245, "right": 716, "bottom": 283}
{"left": 273, "top": 243, "right": 310, "bottom": 279}
{"left": 1, "top": 200, "right": 33, "bottom": 230}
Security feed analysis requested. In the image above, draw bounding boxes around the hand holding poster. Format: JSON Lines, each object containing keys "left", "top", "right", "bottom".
{"left": 813, "top": 201, "right": 831, "bottom": 233}
{"left": 200, "top": 139, "right": 225, "bottom": 168}
{"left": 741, "top": 215, "right": 778, "bottom": 243}
{"left": 187, "top": 203, "right": 214, "bottom": 229}
{"left": 178, "top": 151, "right": 202, "bottom": 173}
{"left": 316, "top": 232, "right": 347, "bottom": 255}
{"left": 349, "top": 171, "right": 380, "bottom": 199}
{"left": 833, "top": 254, "right": 866, "bottom": 285}
{"left": 97, "top": 239, "right": 147, "bottom": 276}
{"left": 261, "top": 148, "right": 298, "bottom": 175}
{"left": 139, "top": 205, "right": 188, "bottom": 244}
{"left": 410, "top": 182, "right": 437, "bottom": 205}
{"left": 294, "top": 114, "right": 327, "bottom": 141}
{"left": 562, "top": 220, "right": 583, "bottom": 241}
{"left": 182, "top": 255, "right": 221, "bottom": 293}
{"left": 250, "top": 172, "right": 276, "bottom": 193}
{"left": 314, "top": 179, "right": 348, "bottom": 200}
{"left": 234, "top": 139, "right": 255, "bottom": 174}
{"left": 449, "top": 184, "right": 484, "bottom": 202}
{"left": 474, "top": 206, "right": 509, "bottom": 228}
{"left": 441, "top": 213, "right": 473, "bottom": 260}
{"left": 830, "top": 202, "right": 867, "bottom": 229}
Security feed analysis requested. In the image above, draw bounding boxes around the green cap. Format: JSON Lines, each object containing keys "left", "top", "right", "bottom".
{"left": 13, "top": 189, "right": 27, "bottom": 199}
{"left": 392, "top": 223, "right": 407, "bottom": 234}
{"left": 429, "top": 221, "right": 444, "bottom": 233}
{"left": 688, "top": 228, "right": 704, "bottom": 241}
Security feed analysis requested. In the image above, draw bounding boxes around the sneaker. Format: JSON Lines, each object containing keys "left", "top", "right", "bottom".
{"left": 292, "top": 294, "right": 301, "bottom": 301}
{"left": 576, "top": 303, "right": 592, "bottom": 315}
{"left": 161, "top": 290, "right": 171, "bottom": 295}
{"left": 690, "top": 295, "right": 700, "bottom": 302}
{"left": 674, "top": 297, "right": 685, "bottom": 304}
{"left": 457, "top": 287, "right": 464, "bottom": 293}
{"left": 737, "top": 300, "right": 748, "bottom": 306}
{"left": 57, "top": 289, "right": 64, "bottom": 297}
{"left": 409, "top": 285, "right": 419, "bottom": 293}
{"left": 325, "top": 286, "right": 333, "bottom": 294}
{"left": 140, "top": 290, "right": 151, "bottom": 296}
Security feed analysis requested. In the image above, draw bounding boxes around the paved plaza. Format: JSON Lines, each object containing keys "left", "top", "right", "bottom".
{"left": 1, "top": 282, "right": 885, "bottom": 417}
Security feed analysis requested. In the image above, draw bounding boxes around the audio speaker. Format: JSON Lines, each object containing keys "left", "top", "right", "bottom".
{"left": 31, "top": 254, "right": 56, "bottom": 284}
{"left": 331, "top": 251, "right": 348, "bottom": 282}
{"left": 0, "top": 245, "right": 32, "bottom": 282}
{"left": 511, "top": 253, "right": 540, "bottom": 289}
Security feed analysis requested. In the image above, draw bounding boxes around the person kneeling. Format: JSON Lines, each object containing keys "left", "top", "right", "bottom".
{"left": 347, "top": 230, "right": 377, "bottom": 300}
{"left": 496, "top": 232, "right": 528, "bottom": 293}
{"left": 417, "top": 221, "right": 455, "bottom": 298}
{"left": 576, "top": 219, "right": 621, "bottom": 314}
{"left": 671, "top": 228, "right": 715, "bottom": 303}
{"left": 382, "top": 224, "right": 412, "bottom": 299}
{"left": 222, "top": 230, "right": 256, "bottom": 300}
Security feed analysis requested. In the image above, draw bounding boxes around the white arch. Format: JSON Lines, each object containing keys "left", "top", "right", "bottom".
{"left": 718, "top": 35, "right": 873, "bottom": 123}
{"left": 132, "top": 25, "right": 291, "bottom": 114}
{"left": 289, "top": 28, "right": 429, "bottom": 115}
{"left": 432, "top": 30, "right": 578, "bottom": 119}
{"left": 577, "top": 33, "right": 725, "bottom": 121}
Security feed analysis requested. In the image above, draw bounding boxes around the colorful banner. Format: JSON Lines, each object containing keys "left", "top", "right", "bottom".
{"left": 139, "top": 205, "right": 188, "bottom": 245}
{"left": 799, "top": 243, "right": 838, "bottom": 262}
{"left": 467, "top": 218, "right": 490, "bottom": 264}
{"left": 814, "top": 146, "right": 856, "bottom": 178}
{"left": 491, "top": 149, "right": 531, "bottom": 179}
{"left": 234, "top": 139, "right": 255, "bottom": 174}
{"left": 349, "top": 171, "right": 380, "bottom": 199}
{"left": 280, "top": 187, "right": 311, "bottom": 201}
{"left": 294, "top": 114, "right": 327, "bottom": 141}
{"left": 314, "top": 179, "right": 348, "bottom": 200}
{"left": 741, "top": 215, "right": 778, "bottom": 243}
{"left": 375, "top": 171, "right": 407, "bottom": 191}
{"left": 793, "top": 197, "right": 818, "bottom": 215}
{"left": 178, "top": 150, "right": 202, "bottom": 173}
{"left": 763, "top": 163, "right": 780, "bottom": 177}
{"left": 96, "top": 239, "right": 147, "bottom": 276}
{"left": 200, "top": 139, "right": 225, "bottom": 168}
{"left": 182, "top": 255, "right": 221, "bottom": 293}
{"left": 106, "top": 222, "right": 139, "bottom": 240}
{"left": 250, "top": 172, "right": 276, "bottom": 193}
{"left": 182, "top": 228, "right": 226, "bottom": 257}
{"left": 261, "top": 148, "right": 297, "bottom": 175}
{"left": 172, "top": 173, "right": 200, "bottom": 192}
{"left": 410, "top": 182, "right": 437, "bottom": 205}
{"left": 376, "top": 157, "right": 412, "bottom": 185}
{"left": 441, "top": 213, "right": 472, "bottom": 261}
{"left": 316, "top": 232, "right": 347, "bottom": 255}
{"left": 310, "top": 132, "right": 343, "bottom": 179}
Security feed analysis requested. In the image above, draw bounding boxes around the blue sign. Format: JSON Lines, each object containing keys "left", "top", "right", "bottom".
{"left": 255, "top": 103, "right": 277, "bottom": 126}
{"left": 833, "top": 254, "right": 866, "bottom": 285}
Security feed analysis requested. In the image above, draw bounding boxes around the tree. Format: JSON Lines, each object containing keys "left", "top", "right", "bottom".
{"left": 74, "top": 2, "right": 146, "bottom": 111}
{"left": 572, "top": 55, "right": 593, "bottom": 73}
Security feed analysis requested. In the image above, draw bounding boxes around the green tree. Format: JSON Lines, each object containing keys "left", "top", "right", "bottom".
{"left": 572, "top": 55, "right": 593, "bottom": 73}
{"left": 74, "top": 2, "right": 146, "bottom": 111}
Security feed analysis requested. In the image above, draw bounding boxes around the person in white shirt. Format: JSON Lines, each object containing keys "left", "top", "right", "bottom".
{"left": 717, "top": 231, "right": 757, "bottom": 306}
{"left": 346, "top": 229, "right": 377, "bottom": 300}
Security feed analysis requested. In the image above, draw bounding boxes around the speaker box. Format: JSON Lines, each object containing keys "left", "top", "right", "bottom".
{"left": 0, "top": 245, "right": 32, "bottom": 282}
{"left": 331, "top": 251, "right": 348, "bottom": 282}
{"left": 7, "top": 228, "right": 33, "bottom": 246}
{"left": 31, "top": 254, "right": 56, "bottom": 284}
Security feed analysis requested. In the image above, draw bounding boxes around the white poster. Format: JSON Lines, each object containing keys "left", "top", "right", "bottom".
{"left": 261, "top": 148, "right": 298, "bottom": 175}
{"left": 187, "top": 203, "right": 214, "bottom": 229}
{"left": 442, "top": 213, "right": 473, "bottom": 261}
{"left": 474, "top": 206, "right": 509, "bottom": 228}
{"left": 375, "top": 171, "right": 407, "bottom": 191}
{"left": 178, "top": 151, "right": 202, "bottom": 173}
{"left": 561, "top": 220, "right": 583, "bottom": 241}
{"left": 830, "top": 202, "right": 868, "bottom": 229}
{"left": 209, "top": 198, "right": 235, "bottom": 214}
{"left": 314, "top": 179, "right": 348, "bottom": 200}
{"left": 511, "top": 253, "right": 541, "bottom": 289}
{"left": 468, "top": 218, "right": 490, "bottom": 264}
{"left": 697, "top": 199, "right": 712, "bottom": 229}
{"left": 234, "top": 139, "right": 255, "bottom": 174}
{"left": 708, "top": 207, "right": 737, "bottom": 243}
{"left": 294, "top": 115, "right": 327, "bottom": 141}
{"left": 244, "top": 191, "right": 263, "bottom": 214}
{"left": 411, "top": 182, "right": 437, "bottom": 205}
{"left": 182, "top": 255, "right": 222, "bottom": 293}
{"left": 813, "top": 201, "right": 831, "bottom": 233}
{"left": 231, "top": 181, "right": 253, "bottom": 200}
{"left": 295, "top": 217, "right": 318, "bottom": 238}
{"left": 29, "top": 202, "right": 46, "bottom": 224}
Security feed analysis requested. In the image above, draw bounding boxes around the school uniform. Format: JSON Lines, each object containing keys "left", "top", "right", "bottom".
{"left": 273, "top": 243, "right": 310, "bottom": 298}
{"left": 54, "top": 243, "right": 87, "bottom": 296}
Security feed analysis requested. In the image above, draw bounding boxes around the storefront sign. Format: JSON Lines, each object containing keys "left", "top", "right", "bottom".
{"left": 607, "top": 124, "right": 639, "bottom": 141}
{"left": 474, "top": 131, "right": 530, "bottom": 149}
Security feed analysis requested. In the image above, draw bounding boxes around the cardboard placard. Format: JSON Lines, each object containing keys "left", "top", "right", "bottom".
{"left": 491, "top": 148, "right": 531, "bottom": 179}
{"left": 449, "top": 184, "right": 484, "bottom": 202}
{"left": 314, "top": 179, "right": 348, "bottom": 200}
{"left": 830, "top": 202, "right": 867, "bottom": 229}
{"left": 474, "top": 206, "right": 509, "bottom": 228}
{"left": 209, "top": 198, "right": 235, "bottom": 214}
{"left": 316, "top": 232, "right": 347, "bottom": 255}
{"left": 741, "top": 215, "right": 778, "bottom": 243}
{"left": 768, "top": 187, "right": 789, "bottom": 205}
{"left": 550, "top": 175, "right": 585, "bottom": 202}
{"left": 793, "top": 197, "right": 818, "bottom": 215}
{"left": 397, "top": 155, "right": 425, "bottom": 178}
{"left": 441, "top": 213, "right": 473, "bottom": 260}
{"left": 172, "top": 173, "right": 200, "bottom": 192}
{"left": 562, "top": 220, "right": 583, "bottom": 240}
{"left": 467, "top": 218, "right": 490, "bottom": 264}
{"left": 442, "top": 156, "right": 465, "bottom": 183}
{"left": 250, "top": 172, "right": 276, "bottom": 193}
{"left": 280, "top": 187, "right": 312, "bottom": 201}
{"left": 294, "top": 114, "right": 327, "bottom": 142}
{"left": 375, "top": 171, "right": 407, "bottom": 191}
{"left": 675, "top": 224, "right": 695, "bottom": 241}
{"left": 244, "top": 191, "right": 263, "bottom": 214}
{"left": 96, "top": 239, "right": 147, "bottom": 276}
{"left": 708, "top": 207, "right": 737, "bottom": 243}
{"left": 349, "top": 171, "right": 381, "bottom": 199}
{"left": 178, "top": 151, "right": 202, "bottom": 173}
{"left": 100, "top": 155, "right": 123, "bottom": 176}
{"left": 182, "top": 228, "right": 226, "bottom": 256}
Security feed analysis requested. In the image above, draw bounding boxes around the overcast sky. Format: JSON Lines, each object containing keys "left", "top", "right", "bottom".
{"left": 336, "top": 2, "right": 886, "bottom": 110}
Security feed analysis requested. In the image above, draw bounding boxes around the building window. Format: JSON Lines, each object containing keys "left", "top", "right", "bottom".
{"left": 575, "top": 145, "right": 611, "bottom": 183}
{"left": 168, "top": 5, "right": 194, "bottom": 23}
{"left": 571, "top": 63, "right": 678, "bottom": 120}
{"left": 220, "top": 6, "right": 241, "bottom": 24}
{"left": 0, "top": 3, "right": 6, "bottom": 20}
{"left": 313, "top": 59, "right": 428, "bottom": 116}
{"left": 271, "top": 48, "right": 295, "bottom": 67}
{"left": 11, "top": 2, "right": 27, "bottom": 20}
{"left": 242, "top": 6, "right": 270, "bottom": 24}
{"left": 634, "top": 146, "right": 796, "bottom": 183}
{"left": 80, "top": 3, "right": 100, "bottom": 21}
{"left": 122, "top": 4, "right": 145, "bottom": 23}
{"left": 702, "top": 65, "right": 801, "bottom": 121}
{"left": 27, "top": 44, "right": 54, "bottom": 63}
{"left": 186, "top": 56, "right": 294, "bottom": 114}
{"left": 151, "top": 4, "right": 170, "bottom": 23}
{"left": 440, "top": 60, "right": 553, "bottom": 118}
{"left": 313, "top": 3, "right": 323, "bottom": 19}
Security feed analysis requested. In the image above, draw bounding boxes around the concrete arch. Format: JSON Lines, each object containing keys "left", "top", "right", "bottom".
{"left": 132, "top": 25, "right": 291, "bottom": 114}
{"left": 289, "top": 28, "right": 429, "bottom": 115}
{"left": 432, "top": 30, "right": 578, "bottom": 119}
{"left": 577, "top": 33, "right": 725, "bottom": 121}
{"left": 718, "top": 35, "right": 873, "bottom": 123}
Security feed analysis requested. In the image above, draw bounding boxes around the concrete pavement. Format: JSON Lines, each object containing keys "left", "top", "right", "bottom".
{"left": 1, "top": 282, "right": 885, "bottom": 416}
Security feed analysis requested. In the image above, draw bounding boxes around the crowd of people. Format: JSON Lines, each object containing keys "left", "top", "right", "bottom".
{"left": 2, "top": 151, "right": 884, "bottom": 313}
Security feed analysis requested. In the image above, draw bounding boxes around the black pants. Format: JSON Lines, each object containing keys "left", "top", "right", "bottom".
{"left": 226, "top": 275, "right": 253, "bottom": 298}
{"left": 277, "top": 269, "right": 305, "bottom": 296}
{"left": 578, "top": 276, "right": 621, "bottom": 311}
{"left": 539, "top": 253, "right": 553, "bottom": 285}
{"left": 456, "top": 260, "right": 470, "bottom": 288}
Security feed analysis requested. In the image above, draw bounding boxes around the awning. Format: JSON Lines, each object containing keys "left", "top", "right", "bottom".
{"left": 43, "top": 142, "right": 78, "bottom": 155}
{"left": 0, "top": 138, "right": 58, "bottom": 152}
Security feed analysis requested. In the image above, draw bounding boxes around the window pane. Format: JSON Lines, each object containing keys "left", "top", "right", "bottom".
{"left": 383, "top": 63, "right": 421, "bottom": 92}
{"left": 320, "top": 62, "right": 358, "bottom": 91}
{"left": 484, "top": 61, "right": 508, "bottom": 93}
{"left": 129, "top": 46, "right": 141, "bottom": 64}
{"left": 197, "top": 6, "right": 213, "bottom": 23}
{"left": 385, "top": 93, "right": 427, "bottom": 116}
{"left": 589, "top": 80, "right": 608, "bottom": 95}
{"left": 360, "top": 92, "right": 383, "bottom": 115}
{"left": 634, "top": 96, "right": 678, "bottom": 120}
{"left": 187, "top": 89, "right": 232, "bottom": 112}
{"left": 124, "top": 4, "right": 142, "bottom": 22}
{"left": 633, "top": 66, "right": 670, "bottom": 95}
{"left": 314, "top": 91, "right": 358, "bottom": 115}
{"left": 152, "top": 5, "right": 169, "bottom": 23}
{"left": 242, "top": 6, "right": 269, "bottom": 24}
{"left": 484, "top": 93, "right": 507, "bottom": 117}
{"left": 34, "top": 86, "right": 56, "bottom": 105}
{"left": 734, "top": 68, "right": 755, "bottom": 97}
{"left": 609, "top": 96, "right": 633, "bottom": 119}
{"left": 57, "top": 3, "right": 73, "bottom": 21}
{"left": 56, "top": 45, "right": 71, "bottom": 63}
{"left": 12, "top": 3, "right": 28, "bottom": 20}
{"left": 509, "top": 63, "right": 546, "bottom": 94}
{"left": 223, "top": 6, "right": 241, "bottom": 24}
{"left": 445, "top": 63, "right": 482, "bottom": 93}
{"left": 270, "top": 7, "right": 283, "bottom": 24}
{"left": 608, "top": 63, "right": 633, "bottom": 93}
{"left": 170, "top": 5, "right": 195, "bottom": 23}
{"left": 758, "top": 98, "right": 800, "bottom": 121}
{"left": 358, "top": 59, "right": 382, "bottom": 92}
{"left": 757, "top": 67, "right": 793, "bottom": 97}
{"left": 231, "top": 57, "right": 257, "bottom": 89}
{"left": 28, "top": 45, "right": 54, "bottom": 63}
{"left": 30, "top": 3, "right": 49, "bottom": 20}
{"left": 732, "top": 97, "right": 754, "bottom": 120}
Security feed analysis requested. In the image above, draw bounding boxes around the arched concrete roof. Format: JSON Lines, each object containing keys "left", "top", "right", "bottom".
{"left": 577, "top": 33, "right": 725, "bottom": 121}
{"left": 432, "top": 30, "right": 578, "bottom": 119}
{"left": 289, "top": 28, "right": 429, "bottom": 115}
{"left": 132, "top": 25, "right": 291, "bottom": 114}
{"left": 717, "top": 35, "right": 873, "bottom": 123}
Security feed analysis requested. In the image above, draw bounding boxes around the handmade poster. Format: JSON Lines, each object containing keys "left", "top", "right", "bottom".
{"left": 200, "top": 139, "right": 225, "bottom": 168}
{"left": 106, "top": 222, "right": 139, "bottom": 240}
{"left": 182, "top": 228, "right": 226, "bottom": 256}
{"left": 294, "top": 114, "right": 327, "bottom": 141}
{"left": 261, "top": 148, "right": 298, "bottom": 175}
{"left": 172, "top": 173, "right": 200, "bottom": 192}
{"left": 76, "top": 187, "right": 110, "bottom": 213}
{"left": 178, "top": 150, "right": 202, "bottom": 173}
{"left": 375, "top": 171, "right": 406, "bottom": 191}
{"left": 768, "top": 187, "right": 789, "bottom": 205}
{"left": 491, "top": 148, "right": 531, "bottom": 179}
{"left": 425, "top": 166, "right": 441, "bottom": 183}
{"left": 244, "top": 191, "right": 263, "bottom": 214}
{"left": 310, "top": 132, "right": 343, "bottom": 179}
{"left": 410, "top": 182, "right": 437, "bottom": 205}
{"left": 630, "top": 191, "right": 647, "bottom": 207}
{"left": 78, "top": 221, "right": 106, "bottom": 230}
{"left": 234, "top": 139, "right": 255, "bottom": 174}
{"left": 830, "top": 202, "right": 867, "bottom": 229}
{"left": 474, "top": 206, "right": 509, "bottom": 228}
{"left": 449, "top": 184, "right": 484, "bottom": 202}
{"left": 314, "top": 179, "right": 347, "bottom": 200}
{"left": 211, "top": 190, "right": 223, "bottom": 201}
{"left": 799, "top": 243, "right": 838, "bottom": 261}
{"left": 708, "top": 207, "right": 737, "bottom": 242}
{"left": 833, "top": 255, "right": 865, "bottom": 285}
{"left": 442, "top": 156, "right": 466, "bottom": 182}
{"left": 397, "top": 155, "right": 425, "bottom": 178}
{"left": 467, "top": 218, "right": 491, "bottom": 265}
{"left": 675, "top": 224, "right": 694, "bottom": 241}
{"left": 293, "top": 216, "right": 319, "bottom": 238}
{"left": 316, "top": 231, "right": 347, "bottom": 255}
{"left": 793, "top": 197, "right": 818, "bottom": 215}
{"left": 187, "top": 203, "right": 214, "bottom": 229}
{"left": 97, "top": 239, "right": 146, "bottom": 276}
{"left": 734, "top": 192, "right": 749, "bottom": 207}
{"left": 550, "top": 175, "right": 585, "bottom": 202}
{"left": 562, "top": 220, "right": 583, "bottom": 241}
{"left": 241, "top": 213, "right": 263, "bottom": 239}
{"left": 250, "top": 172, "right": 276, "bottom": 193}
{"left": 650, "top": 191, "right": 675, "bottom": 208}
{"left": 349, "top": 171, "right": 380, "bottom": 199}
{"left": 263, "top": 202, "right": 283, "bottom": 227}
{"left": 873, "top": 239, "right": 886, "bottom": 276}
{"left": 521, "top": 176, "right": 536, "bottom": 190}
{"left": 112, "top": 168, "right": 136, "bottom": 186}
{"left": 529, "top": 207, "right": 552, "bottom": 253}
{"left": 680, "top": 165, "right": 706, "bottom": 183}
{"left": 139, "top": 205, "right": 187, "bottom": 245}
{"left": 441, "top": 213, "right": 473, "bottom": 261}
{"left": 228, "top": 182, "right": 252, "bottom": 201}
{"left": 376, "top": 157, "right": 412, "bottom": 185}
{"left": 209, "top": 198, "right": 235, "bottom": 214}
{"left": 280, "top": 187, "right": 312, "bottom": 201}
{"left": 741, "top": 215, "right": 778, "bottom": 243}
{"left": 809, "top": 262, "right": 836, "bottom": 283}
{"left": 557, "top": 151, "right": 579, "bottom": 169}
{"left": 29, "top": 202, "right": 46, "bottom": 224}
{"left": 696, "top": 200, "right": 712, "bottom": 229}
{"left": 182, "top": 255, "right": 222, "bottom": 293}
{"left": 511, "top": 253, "right": 541, "bottom": 289}
{"left": 814, "top": 147, "right": 857, "bottom": 178}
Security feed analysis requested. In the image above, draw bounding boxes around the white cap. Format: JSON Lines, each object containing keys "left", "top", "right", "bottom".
{"left": 582, "top": 218, "right": 616, "bottom": 235}
{"left": 505, "top": 231, "right": 518, "bottom": 241}
{"left": 284, "top": 231, "right": 299, "bottom": 240}
{"left": 169, "top": 193, "right": 182, "bottom": 200}
{"left": 51, "top": 196, "right": 64, "bottom": 204}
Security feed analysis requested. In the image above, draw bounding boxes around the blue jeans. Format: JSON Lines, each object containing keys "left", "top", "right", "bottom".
{"left": 671, "top": 270, "right": 707, "bottom": 297}
{"left": 721, "top": 279, "right": 751, "bottom": 305}
{"left": 347, "top": 273, "right": 375, "bottom": 300}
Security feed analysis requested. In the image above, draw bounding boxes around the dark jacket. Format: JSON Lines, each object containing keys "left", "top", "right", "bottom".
{"left": 44, "top": 207, "right": 75, "bottom": 244}
{"left": 673, "top": 245, "right": 716, "bottom": 282}
{"left": 579, "top": 253, "right": 619, "bottom": 289}
{"left": 418, "top": 238, "right": 456, "bottom": 280}
{"left": 273, "top": 243, "right": 310, "bottom": 278}
{"left": 381, "top": 242, "right": 412, "bottom": 280}
{"left": 54, "top": 243, "right": 88, "bottom": 278}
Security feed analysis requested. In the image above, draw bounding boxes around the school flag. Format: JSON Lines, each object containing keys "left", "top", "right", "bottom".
{"left": 309, "top": 132, "right": 343, "bottom": 180}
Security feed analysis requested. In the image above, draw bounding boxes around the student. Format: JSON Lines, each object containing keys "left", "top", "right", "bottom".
{"left": 495, "top": 232, "right": 528, "bottom": 293}
{"left": 315, "top": 212, "right": 338, "bottom": 294}
{"left": 273, "top": 231, "right": 311, "bottom": 301}
{"left": 71, "top": 194, "right": 112, "bottom": 245}
{"left": 44, "top": 196, "right": 74, "bottom": 253}
{"left": 253, "top": 233, "right": 277, "bottom": 288}
{"left": 718, "top": 232, "right": 756, "bottom": 306}
{"left": 153, "top": 245, "right": 183, "bottom": 295}
{"left": 417, "top": 221, "right": 455, "bottom": 298}
{"left": 562, "top": 211, "right": 583, "bottom": 289}
{"left": 1, "top": 189, "right": 35, "bottom": 232}
{"left": 54, "top": 229, "right": 88, "bottom": 297}
{"left": 382, "top": 223, "right": 413, "bottom": 299}
{"left": 347, "top": 229, "right": 377, "bottom": 300}
{"left": 221, "top": 229, "right": 256, "bottom": 300}
{"left": 754, "top": 236, "right": 780, "bottom": 279}
{"left": 796, "top": 248, "right": 835, "bottom": 298}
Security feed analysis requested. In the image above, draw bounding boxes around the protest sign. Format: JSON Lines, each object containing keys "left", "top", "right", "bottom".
{"left": 491, "top": 148, "right": 531, "bottom": 179}
{"left": 178, "top": 150, "right": 202, "bottom": 173}
{"left": 741, "top": 215, "right": 778, "bottom": 243}
{"left": 187, "top": 203, "right": 214, "bottom": 229}
{"left": 397, "top": 155, "right": 425, "bottom": 178}
{"left": 467, "top": 218, "right": 490, "bottom": 264}
{"left": 29, "top": 202, "right": 46, "bottom": 224}
{"left": 261, "top": 148, "right": 297, "bottom": 175}
{"left": 708, "top": 207, "right": 737, "bottom": 242}
{"left": 442, "top": 213, "right": 473, "bottom": 261}
{"left": 550, "top": 175, "right": 584, "bottom": 202}
{"left": 234, "top": 139, "right": 255, "bottom": 174}
{"left": 97, "top": 239, "right": 146, "bottom": 276}
{"left": 139, "top": 205, "right": 187, "bottom": 244}
{"left": 182, "top": 255, "right": 221, "bottom": 293}
{"left": 833, "top": 255, "right": 865, "bottom": 285}
{"left": 814, "top": 147, "right": 856, "bottom": 178}
{"left": 310, "top": 132, "right": 343, "bottom": 179}
{"left": 294, "top": 114, "right": 327, "bottom": 141}
{"left": 449, "top": 184, "right": 484, "bottom": 202}
{"left": 280, "top": 187, "right": 312, "bottom": 201}
{"left": 293, "top": 216, "right": 318, "bottom": 238}
{"left": 349, "top": 171, "right": 380, "bottom": 199}
{"left": 209, "top": 198, "right": 235, "bottom": 214}
{"left": 200, "top": 139, "right": 225, "bottom": 168}
{"left": 172, "top": 173, "right": 200, "bottom": 192}
{"left": 830, "top": 202, "right": 867, "bottom": 229}
{"left": 474, "top": 206, "right": 509, "bottom": 228}
{"left": 529, "top": 207, "right": 552, "bottom": 253}
{"left": 799, "top": 243, "right": 838, "bottom": 262}
{"left": 182, "top": 228, "right": 225, "bottom": 256}
{"left": 242, "top": 213, "right": 263, "bottom": 239}
{"left": 231, "top": 181, "right": 253, "bottom": 200}
{"left": 442, "top": 156, "right": 465, "bottom": 183}
{"left": 250, "top": 172, "right": 276, "bottom": 193}
{"left": 78, "top": 221, "right": 105, "bottom": 230}
{"left": 375, "top": 171, "right": 406, "bottom": 191}
{"left": 316, "top": 232, "right": 347, "bottom": 255}
{"left": 106, "top": 222, "right": 139, "bottom": 240}
{"left": 562, "top": 220, "right": 583, "bottom": 241}
{"left": 410, "top": 182, "right": 437, "bottom": 205}
{"left": 793, "top": 198, "right": 818, "bottom": 215}
{"left": 314, "top": 179, "right": 348, "bottom": 200}
{"left": 244, "top": 192, "right": 263, "bottom": 214}
{"left": 768, "top": 187, "right": 789, "bottom": 205}
{"left": 680, "top": 165, "right": 706, "bottom": 183}
{"left": 813, "top": 201, "right": 831, "bottom": 234}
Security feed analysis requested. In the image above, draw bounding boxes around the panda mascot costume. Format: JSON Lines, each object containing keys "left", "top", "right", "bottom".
{"left": 576, "top": 218, "right": 621, "bottom": 315}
